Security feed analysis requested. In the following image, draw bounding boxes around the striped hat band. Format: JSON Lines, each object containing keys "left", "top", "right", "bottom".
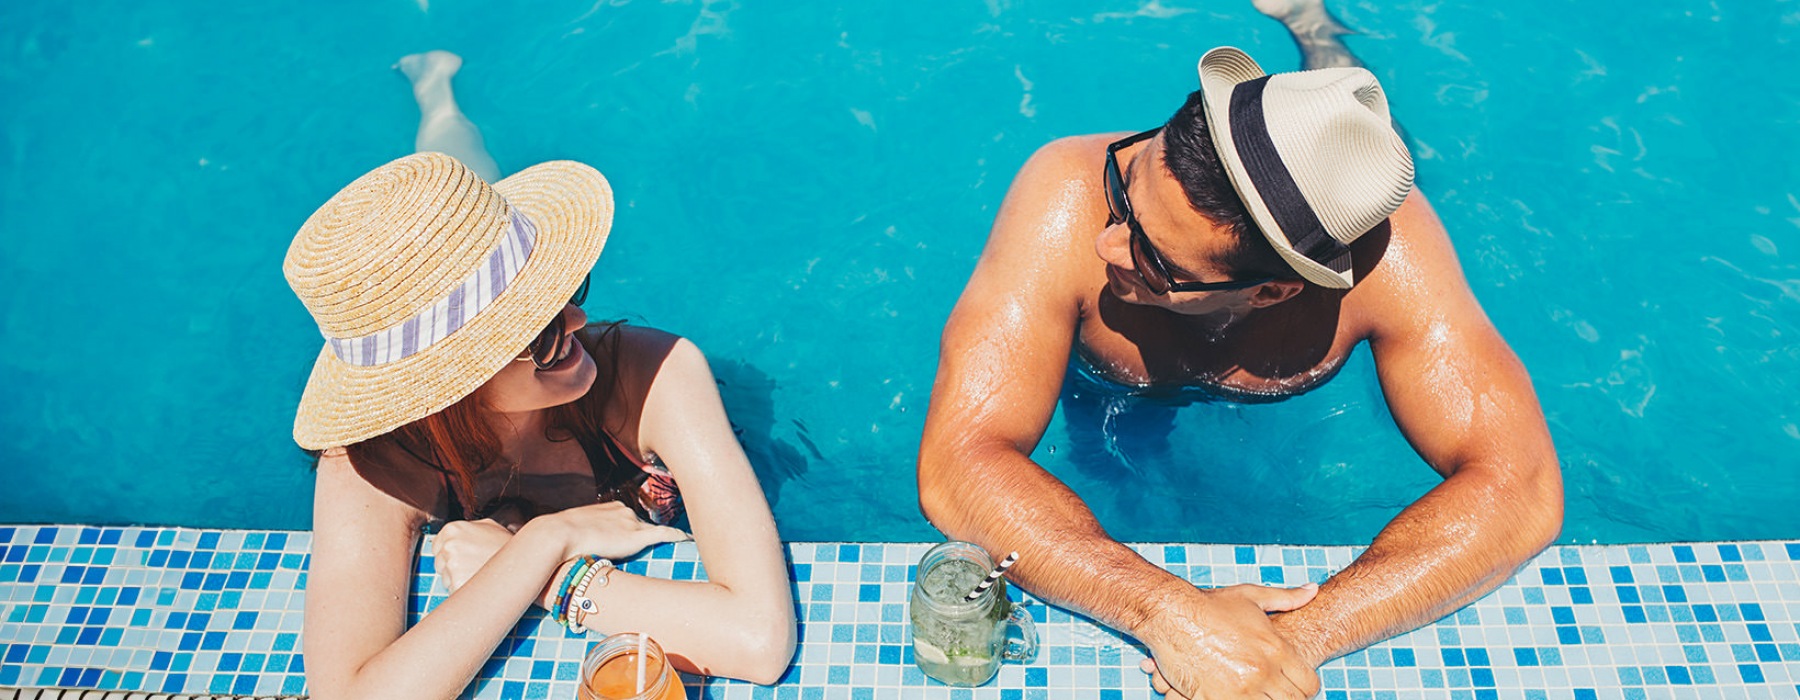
{"left": 323, "top": 208, "right": 539, "bottom": 367}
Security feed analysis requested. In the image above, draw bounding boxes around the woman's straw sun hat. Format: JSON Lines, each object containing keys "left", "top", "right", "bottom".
{"left": 285, "top": 152, "right": 613, "bottom": 450}
{"left": 1197, "top": 46, "right": 1413, "bottom": 289}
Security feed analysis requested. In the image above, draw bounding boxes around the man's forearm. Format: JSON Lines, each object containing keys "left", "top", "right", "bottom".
{"left": 1271, "top": 464, "right": 1562, "bottom": 665}
{"left": 920, "top": 443, "right": 1189, "bottom": 635}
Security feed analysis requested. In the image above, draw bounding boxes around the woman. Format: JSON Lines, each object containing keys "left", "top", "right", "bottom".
{"left": 291, "top": 51, "right": 795, "bottom": 700}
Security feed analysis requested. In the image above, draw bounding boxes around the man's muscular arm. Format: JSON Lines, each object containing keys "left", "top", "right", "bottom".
{"left": 1269, "top": 193, "right": 1565, "bottom": 666}
{"left": 920, "top": 138, "right": 1319, "bottom": 700}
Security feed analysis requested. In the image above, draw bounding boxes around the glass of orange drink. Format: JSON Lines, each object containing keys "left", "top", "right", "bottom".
{"left": 578, "top": 632, "right": 687, "bottom": 700}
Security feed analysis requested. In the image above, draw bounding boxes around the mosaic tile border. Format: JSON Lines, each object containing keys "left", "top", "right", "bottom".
{"left": 3, "top": 526, "right": 1799, "bottom": 699}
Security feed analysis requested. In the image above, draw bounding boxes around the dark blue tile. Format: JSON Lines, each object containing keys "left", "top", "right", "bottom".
{"left": 1738, "top": 664, "right": 1764, "bottom": 683}
{"left": 1513, "top": 648, "right": 1538, "bottom": 667}
{"left": 78, "top": 529, "right": 99, "bottom": 545}
{"left": 1442, "top": 648, "right": 1465, "bottom": 666}
{"left": 1662, "top": 585, "right": 1688, "bottom": 603}
{"left": 226, "top": 571, "right": 250, "bottom": 590}
{"left": 57, "top": 668, "right": 80, "bottom": 687}
{"left": 168, "top": 551, "right": 190, "bottom": 569}
{"left": 1564, "top": 568, "right": 1588, "bottom": 585}
{"left": 1749, "top": 624, "right": 1773, "bottom": 642}
{"left": 135, "top": 531, "right": 157, "bottom": 548}
{"left": 201, "top": 632, "right": 225, "bottom": 650}
{"left": 161, "top": 674, "right": 186, "bottom": 693}
{"left": 1617, "top": 586, "right": 1640, "bottom": 603}
{"left": 858, "top": 584, "right": 881, "bottom": 602}
{"left": 1702, "top": 565, "right": 1725, "bottom": 582}
{"left": 1557, "top": 627, "right": 1581, "bottom": 645}
{"left": 1740, "top": 603, "right": 1765, "bottom": 622}
{"left": 1164, "top": 546, "right": 1186, "bottom": 564}
{"left": 1784, "top": 543, "right": 1799, "bottom": 561}
{"left": 1552, "top": 607, "right": 1575, "bottom": 624}
{"left": 218, "top": 653, "right": 241, "bottom": 672}
{"left": 1694, "top": 605, "right": 1718, "bottom": 622}
{"left": 4, "top": 646, "right": 27, "bottom": 663}
{"left": 1609, "top": 566, "right": 1634, "bottom": 583}
{"left": 1471, "top": 668, "right": 1494, "bottom": 687}
{"left": 198, "top": 532, "right": 219, "bottom": 550}
{"left": 1571, "top": 587, "right": 1593, "bottom": 604}
{"left": 1540, "top": 569, "right": 1564, "bottom": 585}
{"left": 233, "top": 612, "right": 257, "bottom": 629}
{"left": 35, "top": 529, "right": 57, "bottom": 544}
{"left": 1667, "top": 666, "right": 1692, "bottom": 685}
{"left": 77, "top": 627, "right": 102, "bottom": 645}
{"left": 1392, "top": 648, "right": 1415, "bottom": 667}
{"left": 266, "top": 533, "right": 288, "bottom": 550}
{"left": 1754, "top": 644, "right": 1779, "bottom": 662}
{"left": 1235, "top": 546, "right": 1256, "bottom": 564}
{"left": 81, "top": 567, "right": 104, "bottom": 585}
{"left": 60, "top": 566, "right": 85, "bottom": 584}
{"left": 1673, "top": 546, "right": 1695, "bottom": 563}
{"left": 1574, "top": 690, "right": 1597, "bottom": 700}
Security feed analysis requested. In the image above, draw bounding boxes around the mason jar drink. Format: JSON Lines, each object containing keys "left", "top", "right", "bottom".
{"left": 909, "top": 541, "right": 1039, "bottom": 686}
{"left": 578, "top": 632, "right": 687, "bottom": 700}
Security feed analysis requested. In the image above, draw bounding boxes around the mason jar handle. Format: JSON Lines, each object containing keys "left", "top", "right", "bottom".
{"left": 1002, "top": 604, "right": 1039, "bottom": 662}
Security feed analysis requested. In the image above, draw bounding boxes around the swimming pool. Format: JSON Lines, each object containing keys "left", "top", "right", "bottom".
{"left": 0, "top": 0, "right": 1794, "bottom": 543}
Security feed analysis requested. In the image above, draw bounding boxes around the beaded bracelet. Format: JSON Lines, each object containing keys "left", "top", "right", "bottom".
{"left": 565, "top": 558, "right": 615, "bottom": 634}
{"left": 553, "top": 555, "right": 598, "bottom": 628}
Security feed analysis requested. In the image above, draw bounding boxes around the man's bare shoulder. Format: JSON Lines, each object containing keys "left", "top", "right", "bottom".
{"left": 1346, "top": 193, "right": 1495, "bottom": 343}
{"left": 983, "top": 134, "right": 1123, "bottom": 268}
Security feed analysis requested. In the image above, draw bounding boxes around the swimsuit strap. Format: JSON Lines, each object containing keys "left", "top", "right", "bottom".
{"left": 391, "top": 439, "right": 467, "bottom": 522}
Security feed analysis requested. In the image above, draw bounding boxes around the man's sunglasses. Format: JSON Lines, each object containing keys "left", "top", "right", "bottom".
{"left": 1104, "top": 127, "right": 1272, "bottom": 295}
{"left": 518, "top": 274, "right": 591, "bottom": 370}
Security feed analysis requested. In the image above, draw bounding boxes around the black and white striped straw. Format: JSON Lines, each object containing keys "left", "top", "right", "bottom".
{"left": 964, "top": 551, "right": 1020, "bottom": 602}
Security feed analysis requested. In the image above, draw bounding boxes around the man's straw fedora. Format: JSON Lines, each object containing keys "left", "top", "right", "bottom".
{"left": 1198, "top": 46, "right": 1413, "bottom": 289}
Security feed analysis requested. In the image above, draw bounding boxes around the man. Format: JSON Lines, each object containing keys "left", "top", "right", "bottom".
{"left": 916, "top": 7, "right": 1563, "bottom": 700}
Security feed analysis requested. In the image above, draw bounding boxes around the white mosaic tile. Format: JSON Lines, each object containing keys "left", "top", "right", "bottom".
{"left": 2, "top": 527, "right": 1800, "bottom": 698}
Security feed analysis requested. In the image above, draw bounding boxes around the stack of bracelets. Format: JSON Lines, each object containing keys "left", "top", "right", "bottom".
{"left": 553, "top": 555, "right": 615, "bottom": 634}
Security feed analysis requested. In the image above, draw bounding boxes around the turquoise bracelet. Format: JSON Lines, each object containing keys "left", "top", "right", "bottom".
{"left": 553, "top": 555, "right": 597, "bottom": 628}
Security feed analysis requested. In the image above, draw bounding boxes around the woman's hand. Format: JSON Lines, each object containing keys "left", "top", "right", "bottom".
{"left": 544, "top": 501, "right": 691, "bottom": 561}
{"left": 431, "top": 519, "right": 516, "bottom": 593}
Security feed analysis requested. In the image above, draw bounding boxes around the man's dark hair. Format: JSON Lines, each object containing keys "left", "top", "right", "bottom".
{"left": 1161, "top": 89, "right": 1298, "bottom": 281}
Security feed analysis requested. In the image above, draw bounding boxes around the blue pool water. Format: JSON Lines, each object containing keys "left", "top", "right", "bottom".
{"left": 1, "top": 0, "right": 1795, "bottom": 543}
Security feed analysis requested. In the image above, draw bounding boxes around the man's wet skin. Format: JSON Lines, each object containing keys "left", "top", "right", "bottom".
{"left": 919, "top": 106, "right": 1559, "bottom": 700}
{"left": 1073, "top": 131, "right": 1389, "bottom": 398}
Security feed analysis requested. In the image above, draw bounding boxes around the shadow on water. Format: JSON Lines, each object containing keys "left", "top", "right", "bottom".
{"left": 711, "top": 358, "right": 818, "bottom": 509}
{"left": 1056, "top": 374, "right": 1181, "bottom": 485}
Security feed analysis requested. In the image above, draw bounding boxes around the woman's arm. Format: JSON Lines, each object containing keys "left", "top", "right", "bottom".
{"left": 576, "top": 332, "right": 798, "bottom": 684}
{"left": 303, "top": 451, "right": 572, "bottom": 700}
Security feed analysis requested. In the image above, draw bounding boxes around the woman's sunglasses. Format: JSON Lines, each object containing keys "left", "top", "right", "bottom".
{"left": 517, "top": 274, "right": 591, "bottom": 370}
{"left": 1104, "top": 127, "right": 1271, "bottom": 295}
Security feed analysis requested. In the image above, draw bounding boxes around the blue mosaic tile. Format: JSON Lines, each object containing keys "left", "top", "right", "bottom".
{"left": 4, "top": 527, "right": 1800, "bottom": 698}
